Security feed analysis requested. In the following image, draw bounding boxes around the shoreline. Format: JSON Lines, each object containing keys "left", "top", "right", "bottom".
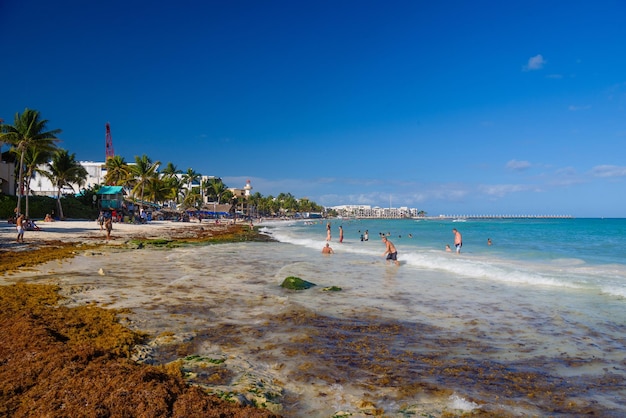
{"left": 0, "top": 219, "right": 272, "bottom": 273}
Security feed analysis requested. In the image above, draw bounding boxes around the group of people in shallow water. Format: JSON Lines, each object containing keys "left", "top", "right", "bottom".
{"left": 322, "top": 223, "right": 485, "bottom": 265}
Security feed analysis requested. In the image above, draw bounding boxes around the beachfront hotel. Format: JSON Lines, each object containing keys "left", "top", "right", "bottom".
{"left": 329, "top": 204, "right": 419, "bottom": 219}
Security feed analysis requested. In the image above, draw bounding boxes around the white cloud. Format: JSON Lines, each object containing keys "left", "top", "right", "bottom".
{"left": 555, "top": 166, "right": 577, "bottom": 176}
{"left": 523, "top": 54, "right": 546, "bottom": 71}
{"left": 478, "top": 184, "right": 532, "bottom": 197}
{"left": 591, "top": 165, "right": 626, "bottom": 178}
{"left": 568, "top": 105, "right": 591, "bottom": 111}
{"left": 506, "top": 159, "right": 531, "bottom": 171}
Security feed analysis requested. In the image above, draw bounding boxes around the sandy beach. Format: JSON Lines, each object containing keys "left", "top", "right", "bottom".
{"left": 0, "top": 218, "right": 267, "bottom": 271}
{"left": 0, "top": 218, "right": 227, "bottom": 246}
{"left": 0, "top": 218, "right": 282, "bottom": 417}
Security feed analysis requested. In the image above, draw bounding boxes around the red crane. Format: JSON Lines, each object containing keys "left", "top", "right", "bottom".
{"left": 105, "top": 122, "right": 115, "bottom": 160}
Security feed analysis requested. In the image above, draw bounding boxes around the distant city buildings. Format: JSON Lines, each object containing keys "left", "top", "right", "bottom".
{"left": 329, "top": 204, "right": 419, "bottom": 219}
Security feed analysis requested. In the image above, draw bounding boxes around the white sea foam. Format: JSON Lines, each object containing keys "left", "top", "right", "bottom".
{"left": 448, "top": 394, "right": 480, "bottom": 411}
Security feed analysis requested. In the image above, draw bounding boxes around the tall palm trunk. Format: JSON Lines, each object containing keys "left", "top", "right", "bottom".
{"left": 16, "top": 149, "right": 25, "bottom": 215}
{"left": 24, "top": 168, "right": 34, "bottom": 218}
{"left": 56, "top": 188, "right": 65, "bottom": 219}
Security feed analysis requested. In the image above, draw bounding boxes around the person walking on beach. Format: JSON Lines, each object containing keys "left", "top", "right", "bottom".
{"left": 339, "top": 225, "right": 344, "bottom": 243}
{"left": 382, "top": 236, "right": 399, "bottom": 266}
{"left": 98, "top": 211, "right": 105, "bottom": 230}
{"left": 105, "top": 217, "right": 113, "bottom": 240}
{"left": 16, "top": 214, "right": 25, "bottom": 243}
{"left": 453, "top": 228, "right": 462, "bottom": 253}
{"left": 322, "top": 243, "right": 334, "bottom": 254}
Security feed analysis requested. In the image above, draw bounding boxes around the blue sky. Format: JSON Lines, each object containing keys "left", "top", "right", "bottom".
{"left": 2, "top": 1, "right": 625, "bottom": 217}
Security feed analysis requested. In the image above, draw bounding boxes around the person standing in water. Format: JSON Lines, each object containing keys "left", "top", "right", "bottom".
{"left": 339, "top": 225, "right": 344, "bottom": 243}
{"left": 453, "top": 228, "right": 462, "bottom": 253}
{"left": 381, "top": 236, "right": 399, "bottom": 266}
{"left": 326, "top": 222, "right": 331, "bottom": 241}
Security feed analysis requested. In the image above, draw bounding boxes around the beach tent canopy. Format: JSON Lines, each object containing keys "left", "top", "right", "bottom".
{"left": 97, "top": 186, "right": 124, "bottom": 195}
{"left": 97, "top": 186, "right": 125, "bottom": 210}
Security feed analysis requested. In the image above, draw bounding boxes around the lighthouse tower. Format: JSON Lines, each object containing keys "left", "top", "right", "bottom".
{"left": 244, "top": 179, "right": 253, "bottom": 197}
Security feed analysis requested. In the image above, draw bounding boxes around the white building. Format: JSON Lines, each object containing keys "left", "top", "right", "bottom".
{"left": 330, "top": 204, "right": 417, "bottom": 218}
{"left": 29, "top": 161, "right": 106, "bottom": 196}
{"left": 0, "top": 160, "right": 16, "bottom": 196}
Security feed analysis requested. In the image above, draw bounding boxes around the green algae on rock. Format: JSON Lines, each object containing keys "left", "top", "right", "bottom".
{"left": 280, "top": 276, "right": 316, "bottom": 290}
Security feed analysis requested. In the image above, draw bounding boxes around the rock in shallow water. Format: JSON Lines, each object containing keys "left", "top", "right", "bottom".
{"left": 280, "top": 276, "right": 316, "bottom": 290}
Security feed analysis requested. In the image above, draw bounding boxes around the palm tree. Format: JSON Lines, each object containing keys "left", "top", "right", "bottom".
{"left": 181, "top": 168, "right": 200, "bottom": 193}
{"left": 158, "top": 162, "right": 183, "bottom": 206}
{"left": 144, "top": 177, "right": 172, "bottom": 204}
{"left": 180, "top": 188, "right": 202, "bottom": 210}
{"left": 103, "top": 155, "right": 132, "bottom": 187}
{"left": 207, "top": 177, "right": 228, "bottom": 203}
{"left": 161, "top": 175, "right": 182, "bottom": 202}
{"left": 0, "top": 108, "right": 60, "bottom": 216}
{"left": 130, "top": 154, "right": 160, "bottom": 206}
{"left": 277, "top": 192, "right": 298, "bottom": 215}
{"left": 21, "top": 146, "right": 54, "bottom": 217}
{"left": 161, "top": 162, "right": 181, "bottom": 178}
{"left": 45, "top": 149, "right": 88, "bottom": 219}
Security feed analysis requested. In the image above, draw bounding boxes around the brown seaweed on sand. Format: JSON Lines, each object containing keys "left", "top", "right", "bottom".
{"left": 0, "top": 283, "right": 281, "bottom": 417}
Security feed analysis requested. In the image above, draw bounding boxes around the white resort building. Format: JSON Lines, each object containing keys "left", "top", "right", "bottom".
{"left": 329, "top": 204, "right": 418, "bottom": 219}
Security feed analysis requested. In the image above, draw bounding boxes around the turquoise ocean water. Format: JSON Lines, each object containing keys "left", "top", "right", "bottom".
{"left": 6, "top": 218, "right": 625, "bottom": 416}
{"left": 256, "top": 217, "right": 626, "bottom": 415}
{"left": 266, "top": 217, "right": 626, "bottom": 298}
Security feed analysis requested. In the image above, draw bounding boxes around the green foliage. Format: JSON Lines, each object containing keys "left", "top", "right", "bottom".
{"left": 0, "top": 108, "right": 61, "bottom": 217}
{"left": 0, "top": 195, "right": 97, "bottom": 220}
{"left": 60, "top": 195, "right": 99, "bottom": 219}
{"left": 0, "top": 195, "right": 18, "bottom": 218}
{"left": 75, "top": 185, "right": 100, "bottom": 207}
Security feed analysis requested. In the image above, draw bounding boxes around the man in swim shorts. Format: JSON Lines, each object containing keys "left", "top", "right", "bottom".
{"left": 453, "top": 228, "right": 462, "bottom": 253}
{"left": 381, "top": 237, "right": 399, "bottom": 265}
{"left": 16, "top": 214, "right": 25, "bottom": 243}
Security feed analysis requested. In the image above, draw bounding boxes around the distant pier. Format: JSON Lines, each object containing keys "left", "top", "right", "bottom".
{"left": 426, "top": 215, "right": 574, "bottom": 220}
